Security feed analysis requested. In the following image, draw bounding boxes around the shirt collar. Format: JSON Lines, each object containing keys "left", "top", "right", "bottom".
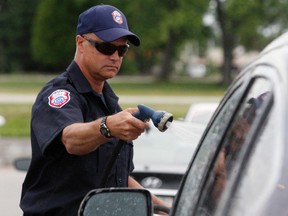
{"left": 66, "top": 61, "right": 119, "bottom": 111}
{"left": 66, "top": 61, "right": 92, "bottom": 94}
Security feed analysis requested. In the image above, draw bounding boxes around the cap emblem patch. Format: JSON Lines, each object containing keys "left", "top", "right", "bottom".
{"left": 48, "top": 89, "right": 70, "bottom": 108}
{"left": 112, "top": 10, "right": 123, "bottom": 24}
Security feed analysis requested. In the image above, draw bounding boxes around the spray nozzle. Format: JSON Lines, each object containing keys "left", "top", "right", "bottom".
{"left": 133, "top": 104, "right": 173, "bottom": 132}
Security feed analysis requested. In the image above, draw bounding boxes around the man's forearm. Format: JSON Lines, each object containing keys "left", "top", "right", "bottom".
{"left": 128, "top": 176, "right": 171, "bottom": 207}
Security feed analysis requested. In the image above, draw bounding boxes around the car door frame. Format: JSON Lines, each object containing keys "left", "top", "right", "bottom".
{"left": 170, "top": 63, "right": 277, "bottom": 216}
{"left": 170, "top": 67, "right": 252, "bottom": 216}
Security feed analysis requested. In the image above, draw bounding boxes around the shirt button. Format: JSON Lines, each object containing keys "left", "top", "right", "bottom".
{"left": 118, "top": 178, "right": 122, "bottom": 183}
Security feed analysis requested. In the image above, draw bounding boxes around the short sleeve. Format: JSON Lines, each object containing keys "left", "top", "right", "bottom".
{"left": 31, "top": 88, "right": 84, "bottom": 154}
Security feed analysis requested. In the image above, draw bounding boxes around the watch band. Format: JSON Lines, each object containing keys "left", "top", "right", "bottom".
{"left": 99, "top": 116, "right": 112, "bottom": 138}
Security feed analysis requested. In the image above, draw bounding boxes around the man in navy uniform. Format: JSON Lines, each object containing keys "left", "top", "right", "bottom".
{"left": 20, "top": 4, "right": 167, "bottom": 215}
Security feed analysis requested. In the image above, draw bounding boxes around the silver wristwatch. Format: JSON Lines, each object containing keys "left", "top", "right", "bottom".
{"left": 99, "top": 116, "right": 112, "bottom": 138}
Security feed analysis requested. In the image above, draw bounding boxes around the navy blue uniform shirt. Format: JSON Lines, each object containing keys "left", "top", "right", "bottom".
{"left": 20, "top": 61, "right": 134, "bottom": 215}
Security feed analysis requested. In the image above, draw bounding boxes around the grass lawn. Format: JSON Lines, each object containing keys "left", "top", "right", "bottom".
{"left": 0, "top": 74, "right": 227, "bottom": 137}
{"left": 0, "top": 104, "right": 31, "bottom": 137}
{"left": 0, "top": 74, "right": 226, "bottom": 95}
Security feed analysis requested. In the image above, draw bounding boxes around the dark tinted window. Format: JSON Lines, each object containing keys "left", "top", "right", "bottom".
{"left": 195, "top": 78, "right": 272, "bottom": 215}
{"left": 173, "top": 83, "right": 245, "bottom": 216}
{"left": 226, "top": 71, "right": 282, "bottom": 215}
{"left": 227, "top": 96, "right": 275, "bottom": 216}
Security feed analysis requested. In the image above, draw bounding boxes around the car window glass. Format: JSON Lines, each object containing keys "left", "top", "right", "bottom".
{"left": 227, "top": 86, "right": 280, "bottom": 215}
{"left": 195, "top": 78, "right": 272, "bottom": 215}
{"left": 173, "top": 84, "right": 244, "bottom": 216}
{"left": 227, "top": 105, "right": 277, "bottom": 216}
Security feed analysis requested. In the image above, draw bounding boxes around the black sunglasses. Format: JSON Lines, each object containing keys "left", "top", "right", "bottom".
{"left": 81, "top": 35, "right": 129, "bottom": 57}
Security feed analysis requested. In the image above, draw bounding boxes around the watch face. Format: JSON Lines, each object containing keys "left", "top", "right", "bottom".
{"left": 100, "top": 123, "right": 111, "bottom": 138}
{"left": 100, "top": 117, "right": 112, "bottom": 138}
{"left": 100, "top": 126, "right": 108, "bottom": 136}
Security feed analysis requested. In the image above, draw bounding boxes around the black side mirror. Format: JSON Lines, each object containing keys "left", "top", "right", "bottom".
{"left": 14, "top": 158, "right": 31, "bottom": 171}
{"left": 78, "top": 188, "right": 153, "bottom": 216}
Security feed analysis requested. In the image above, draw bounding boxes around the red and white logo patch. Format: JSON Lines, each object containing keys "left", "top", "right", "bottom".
{"left": 48, "top": 89, "right": 70, "bottom": 108}
{"left": 112, "top": 10, "right": 123, "bottom": 24}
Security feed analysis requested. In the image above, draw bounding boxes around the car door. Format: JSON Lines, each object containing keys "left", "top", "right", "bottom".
{"left": 171, "top": 65, "right": 275, "bottom": 216}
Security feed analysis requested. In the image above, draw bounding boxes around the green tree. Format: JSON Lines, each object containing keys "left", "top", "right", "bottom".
{"left": 110, "top": 0, "right": 210, "bottom": 80}
{"left": 156, "top": 0, "right": 210, "bottom": 80}
{"left": 0, "top": 0, "right": 37, "bottom": 72}
{"left": 31, "top": 0, "right": 102, "bottom": 70}
{"left": 31, "top": 0, "right": 80, "bottom": 70}
{"left": 30, "top": 0, "right": 210, "bottom": 78}
{"left": 213, "top": 0, "right": 288, "bottom": 84}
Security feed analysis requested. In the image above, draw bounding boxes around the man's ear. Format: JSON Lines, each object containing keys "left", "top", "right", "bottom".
{"left": 76, "top": 35, "right": 86, "bottom": 52}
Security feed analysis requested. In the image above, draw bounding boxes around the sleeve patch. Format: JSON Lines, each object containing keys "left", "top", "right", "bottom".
{"left": 48, "top": 89, "right": 71, "bottom": 108}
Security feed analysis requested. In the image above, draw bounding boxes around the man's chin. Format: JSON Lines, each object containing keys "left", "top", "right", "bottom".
{"left": 104, "top": 72, "right": 118, "bottom": 80}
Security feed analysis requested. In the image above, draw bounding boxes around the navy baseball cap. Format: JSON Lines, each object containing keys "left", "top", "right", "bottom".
{"left": 76, "top": 5, "right": 140, "bottom": 46}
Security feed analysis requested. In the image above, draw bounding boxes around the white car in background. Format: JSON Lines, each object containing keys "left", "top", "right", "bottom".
{"left": 184, "top": 103, "right": 218, "bottom": 124}
{"left": 132, "top": 103, "right": 218, "bottom": 204}
{"left": 0, "top": 115, "right": 5, "bottom": 126}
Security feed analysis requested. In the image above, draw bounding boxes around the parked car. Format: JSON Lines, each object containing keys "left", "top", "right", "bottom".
{"left": 184, "top": 103, "right": 218, "bottom": 124}
{"left": 132, "top": 120, "right": 206, "bottom": 205}
{"left": 0, "top": 138, "right": 31, "bottom": 216}
{"left": 78, "top": 32, "right": 288, "bottom": 216}
{"left": 0, "top": 115, "right": 5, "bottom": 126}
